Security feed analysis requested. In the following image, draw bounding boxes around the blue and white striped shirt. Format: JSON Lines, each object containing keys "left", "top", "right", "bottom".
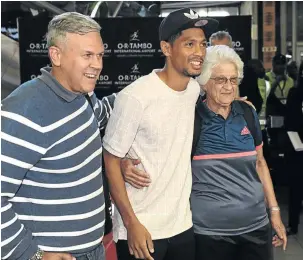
{"left": 1, "top": 67, "right": 115, "bottom": 260}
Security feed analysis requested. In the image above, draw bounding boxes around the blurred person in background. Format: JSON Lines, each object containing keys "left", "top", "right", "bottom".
{"left": 239, "top": 60, "right": 263, "bottom": 114}
{"left": 266, "top": 54, "right": 295, "bottom": 177}
{"left": 284, "top": 61, "right": 303, "bottom": 236}
{"left": 239, "top": 59, "right": 271, "bottom": 163}
{"left": 266, "top": 54, "right": 294, "bottom": 116}
{"left": 287, "top": 60, "right": 298, "bottom": 86}
{"left": 209, "top": 30, "right": 233, "bottom": 48}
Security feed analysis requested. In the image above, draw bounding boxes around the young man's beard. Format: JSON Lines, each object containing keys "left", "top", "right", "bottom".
{"left": 183, "top": 68, "right": 201, "bottom": 78}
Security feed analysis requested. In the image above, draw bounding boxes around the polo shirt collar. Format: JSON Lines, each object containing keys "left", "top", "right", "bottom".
{"left": 39, "top": 67, "right": 80, "bottom": 102}
{"left": 197, "top": 98, "right": 244, "bottom": 124}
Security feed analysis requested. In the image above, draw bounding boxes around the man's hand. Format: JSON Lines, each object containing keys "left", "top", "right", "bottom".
{"left": 121, "top": 158, "right": 151, "bottom": 189}
{"left": 126, "top": 220, "right": 154, "bottom": 260}
{"left": 43, "top": 252, "right": 76, "bottom": 260}
{"left": 235, "top": 96, "right": 256, "bottom": 110}
{"left": 271, "top": 212, "right": 287, "bottom": 251}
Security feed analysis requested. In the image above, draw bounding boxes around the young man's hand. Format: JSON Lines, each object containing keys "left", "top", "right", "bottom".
{"left": 235, "top": 96, "right": 256, "bottom": 110}
{"left": 126, "top": 219, "right": 154, "bottom": 260}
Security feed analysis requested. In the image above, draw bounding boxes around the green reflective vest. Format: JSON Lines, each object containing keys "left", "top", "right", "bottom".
{"left": 266, "top": 72, "right": 294, "bottom": 105}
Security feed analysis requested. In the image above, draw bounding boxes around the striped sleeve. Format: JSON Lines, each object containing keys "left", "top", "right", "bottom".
{"left": 1, "top": 106, "right": 47, "bottom": 260}
{"left": 91, "top": 93, "right": 116, "bottom": 131}
{"left": 103, "top": 92, "right": 144, "bottom": 158}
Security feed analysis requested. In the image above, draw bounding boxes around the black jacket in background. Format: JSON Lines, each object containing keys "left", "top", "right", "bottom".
{"left": 239, "top": 65, "right": 263, "bottom": 114}
{"left": 285, "top": 87, "right": 303, "bottom": 137}
{"left": 284, "top": 81, "right": 303, "bottom": 158}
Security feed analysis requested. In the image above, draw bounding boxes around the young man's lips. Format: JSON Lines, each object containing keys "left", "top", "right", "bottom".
{"left": 190, "top": 61, "right": 202, "bottom": 70}
{"left": 190, "top": 60, "right": 203, "bottom": 65}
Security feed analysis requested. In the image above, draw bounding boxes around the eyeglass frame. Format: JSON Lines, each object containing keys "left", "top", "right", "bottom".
{"left": 209, "top": 76, "right": 243, "bottom": 85}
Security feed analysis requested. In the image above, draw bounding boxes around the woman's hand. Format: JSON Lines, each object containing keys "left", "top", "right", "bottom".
{"left": 271, "top": 211, "right": 287, "bottom": 251}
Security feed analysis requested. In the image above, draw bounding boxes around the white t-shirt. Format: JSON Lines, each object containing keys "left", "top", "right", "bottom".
{"left": 103, "top": 69, "right": 200, "bottom": 240}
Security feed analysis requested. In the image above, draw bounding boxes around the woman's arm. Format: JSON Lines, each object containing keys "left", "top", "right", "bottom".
{"left": 256, "top": 147, "right": 287, "bottom": 250}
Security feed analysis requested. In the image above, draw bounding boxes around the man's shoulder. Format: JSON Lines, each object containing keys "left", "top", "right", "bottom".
{"left": 119, "top": 72, "right": 156, "bottom": 98}
{"left": 2, "top": 78, "right": 54, "bottom": 120}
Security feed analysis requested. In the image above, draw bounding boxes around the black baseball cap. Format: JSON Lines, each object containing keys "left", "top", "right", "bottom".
{"left": 159, "top": 8, "right": 219, "bottom": 41}
{"left": 272, "top": 54, "right": 287, "bottom": 65}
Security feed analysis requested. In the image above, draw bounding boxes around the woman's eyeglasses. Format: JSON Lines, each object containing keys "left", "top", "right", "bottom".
{"left": 210, "top": 77, "right": 243, "bottom": 85}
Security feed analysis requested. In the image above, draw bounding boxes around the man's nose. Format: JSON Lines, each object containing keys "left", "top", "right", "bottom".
{"left": 194, "top": 45, "right": 206, "bottom": 57}
{"left": 90, "top": 55, "right": 102, "bottom": 70}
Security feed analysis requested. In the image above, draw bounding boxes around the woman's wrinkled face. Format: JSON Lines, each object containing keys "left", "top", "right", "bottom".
{"left": 203, "top": 62, "right": 239, "bottom": 107}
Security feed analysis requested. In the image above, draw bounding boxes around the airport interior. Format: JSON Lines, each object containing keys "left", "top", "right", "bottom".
{"left": 1, "top": 1, "right": 303, "bottom": 260}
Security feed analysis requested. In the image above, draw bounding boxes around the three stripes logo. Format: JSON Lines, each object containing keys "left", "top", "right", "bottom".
{"left": 241, "top": 126, "right": 250, "bottom": 136}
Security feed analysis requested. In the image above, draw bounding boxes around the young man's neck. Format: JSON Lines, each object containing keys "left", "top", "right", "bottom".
{"left": 156, "top": 65, "right": 191, "bottom": 92}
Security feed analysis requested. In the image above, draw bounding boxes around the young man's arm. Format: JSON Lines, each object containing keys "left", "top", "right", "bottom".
{"left": 102, "top": 92, "right": 154, "bottom": 260}
{"left": 103, "top": 151, "right": 154, "bottom": 260}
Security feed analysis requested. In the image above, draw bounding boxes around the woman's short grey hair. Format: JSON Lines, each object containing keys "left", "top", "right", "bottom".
{"left": 196, "top": 45, "right": 244, "bottom": 86}
{"left": 46, "top": 12, "right": 101, "bottom": 48}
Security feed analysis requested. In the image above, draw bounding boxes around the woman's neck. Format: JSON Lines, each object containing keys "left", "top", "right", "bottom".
{"left": 206, "top": 98, "right": 231, "bottom": 119}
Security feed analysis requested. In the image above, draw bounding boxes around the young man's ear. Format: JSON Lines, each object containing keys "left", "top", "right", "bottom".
{"left": 48, "top": 46, "right": 62, "bottom": 67}
{"left": 160, "top": 41, "right": 172, "bottom": 57}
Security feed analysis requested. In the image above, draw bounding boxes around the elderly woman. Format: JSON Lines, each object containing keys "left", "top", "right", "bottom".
{"left": 192, "top": 45, "right": 286, "bottom": 260}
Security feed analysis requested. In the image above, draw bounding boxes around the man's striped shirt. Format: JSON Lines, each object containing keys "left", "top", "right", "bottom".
{"left": 1, "top": 67, "right": 115, "bottom": 260}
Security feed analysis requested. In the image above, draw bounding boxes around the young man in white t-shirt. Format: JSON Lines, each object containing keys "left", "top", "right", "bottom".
{"left": 103, "top": 8, "right": 218, "bottom": 260}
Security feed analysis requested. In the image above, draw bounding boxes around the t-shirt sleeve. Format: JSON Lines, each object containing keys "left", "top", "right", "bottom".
{"left": 102, "top": 91, "right": 144, "bottom": 158}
